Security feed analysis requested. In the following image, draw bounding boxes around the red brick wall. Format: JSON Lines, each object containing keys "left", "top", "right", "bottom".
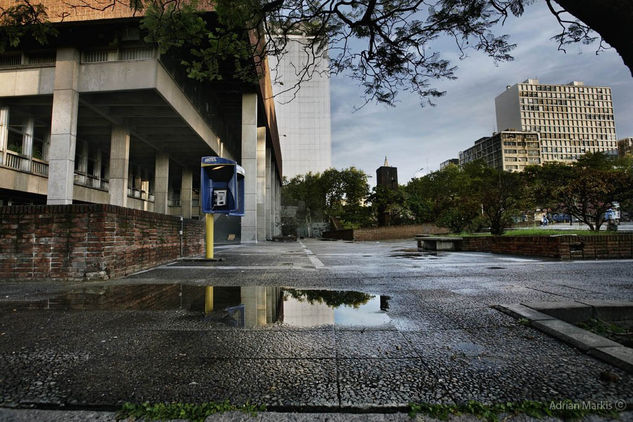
{"left": 0, "top": 0, "right": 215, "bottom": 23}
{"left": 461, "top": 234, "right": 633, "bottom": 260}
{"left": 323, "top": 224, "right": 449, "bottom": 241}
{"left": 0, "top": 204, "right": 204, "bottom": 281}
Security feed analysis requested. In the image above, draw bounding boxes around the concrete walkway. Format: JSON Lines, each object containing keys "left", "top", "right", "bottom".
{"left": 1, "top": 239, "right": 632, "bottom": 418}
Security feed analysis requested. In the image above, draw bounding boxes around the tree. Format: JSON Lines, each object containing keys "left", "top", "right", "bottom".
{"left": 1, "top": 0, "right": 631, "bottom": 107}
{"left": 281, "top": 167, "right": 371, "bottom": 231}
{"left": 525, "top": 153, "right": 633, "bottom": 231}
{"left": 466, "top": 163, "right": 528, "bottom": 235}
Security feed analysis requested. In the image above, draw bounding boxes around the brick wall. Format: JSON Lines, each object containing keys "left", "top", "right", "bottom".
{"left": 0, "top": 0, "right": 215, "bottom": 23}
{"left": 323, "top": 224, "right": 449, "bottom": 241}
{"left": 0, "top": 204, "right": 205, "bottom": 281}
{"left": 461, "top": 234, "right": 633, "bottom": 260}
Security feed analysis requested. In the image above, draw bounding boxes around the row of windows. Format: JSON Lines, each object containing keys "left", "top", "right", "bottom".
{"left": 519, "top": 84, "right": 609, "bottom": 95}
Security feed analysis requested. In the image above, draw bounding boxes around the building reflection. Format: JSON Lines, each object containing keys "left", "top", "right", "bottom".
{"left": 4, "top": 284, "right": 390, "bottom": 328}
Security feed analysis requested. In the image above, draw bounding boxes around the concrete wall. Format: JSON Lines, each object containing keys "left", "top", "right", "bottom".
{"left": 269, "top": 36, "right": 331, "bottom": 178}
{"left": 495, "top": 84, "right": 522, "bottom": 132}
{"left": 0, "top": 204, "right": 204, "bottom": 280}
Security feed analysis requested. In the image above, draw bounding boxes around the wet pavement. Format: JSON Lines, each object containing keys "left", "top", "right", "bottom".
{"left": 1, "top": 238, "right": 632, "bottom": 413}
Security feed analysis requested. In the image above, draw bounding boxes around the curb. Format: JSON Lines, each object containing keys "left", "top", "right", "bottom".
{"left": 494, "top": 302, "right": 633, "bottom": 373}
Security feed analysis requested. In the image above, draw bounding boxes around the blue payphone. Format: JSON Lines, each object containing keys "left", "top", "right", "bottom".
{"left": 200, "top": 156, "right": 245, "bottom": 258}
{"left": 200, "top": 156, "right": 245, "bottom": 216}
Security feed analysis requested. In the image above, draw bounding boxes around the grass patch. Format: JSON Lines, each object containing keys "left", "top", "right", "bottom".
{"left": 409, "top": 400, "right": 621, "bottom": 421}
{"left": 116, "top": 401, "right": 265, "bottom": 421}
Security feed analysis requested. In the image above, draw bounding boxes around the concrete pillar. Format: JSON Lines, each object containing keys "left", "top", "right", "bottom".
{"left": 180, "top": 168, "right": 193, "bottom": 219}
{"left": 47, "top": 48, "right": 79, "bottom": 205}
{"left": 256, "top": 127, "right": 267, "bottom": 241}
{"left": 93, "top": 148, "right": 102, "bottom": 189}
{"left": 0, "top": 107, "right": 8, "bottom": 166}
{"left": 265, "top": 147, "right": 272, "bottom": 240}
{"left": 241, "top": 93, "right": 258, "bottom": 242}
{"left": 154, "top": 152, "right": 169, "bottom": 214}
{"left": 109, "top": 126, "right": 130, "bottom": 207}
{"left": 274, "top": 171, "right": 281, "bottom": 236}
{"left": 43, "top": 133, "right": 50, "bottom": 163}
{"left": 241, "top": 286, "right": 267, "bottom": 328}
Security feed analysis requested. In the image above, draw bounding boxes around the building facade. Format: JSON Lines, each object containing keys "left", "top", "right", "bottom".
{"left": 495, "top": 79, "right": 618, "bottom": 164}
{"left": 618, "top": 137, "right": 633, "bottom": 157}
{"left": 459, "top": 131, "right": 541, "bottom": 172}
{"left": 269, "top": 35, "right": 331, "bottom": 179}
{"left": 439, "top": 158, "right": 459, "bottom": 169}
{"left": 0, "top": 1, "right": 283, "bottom": 242}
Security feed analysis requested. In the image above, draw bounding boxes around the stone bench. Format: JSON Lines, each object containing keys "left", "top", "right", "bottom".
{"left": 416, "top": 236, "right": 463, "bottom": 251}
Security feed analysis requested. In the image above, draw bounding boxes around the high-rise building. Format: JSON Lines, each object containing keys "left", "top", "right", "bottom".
{"left": 495, "top": 79, "right": 618, "bottom": 164}
{"left": 269, "top": 36, "right": 332, "bottom": 179}
{"left": 459, "top": 131, "right": 541, "bottom": 172}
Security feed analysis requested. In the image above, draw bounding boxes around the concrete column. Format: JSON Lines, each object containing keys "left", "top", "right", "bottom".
{"left": 47, "top": 48, "right": 79, "bottom": 205}
{"left": 240, "top": 93, "right": 258, "bottom": 243}
{"left": 274, "top": 171, "right": 281, "bottom": 236}
{"left": 93, "top": 148, "right": 102, "bottom": 189}
{"left": 154, "top": 152, "right": 169, "bottom": 214}
{"left": 265, "top": 147, "right": 272, "bottom": 240}
{"left": 109, "top": 126, "right": 130, "bottom": 207}
{"left": 180, "top": 168, "right": 193, "bottom": 219}
{"left": 0, "top": 107, "right": 8, "bottom": 166}
{"left": 256, "top": 127, "right": 267, "bottom": 241}
{"left": 43, "top": 133, "right": 50, "bottom": 163}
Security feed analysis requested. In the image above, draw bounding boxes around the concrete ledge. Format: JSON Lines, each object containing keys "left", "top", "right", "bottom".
{"left": 522, "top": 301, "right": 593, "bottom": 323}
{"left": 496, "top": 302, "right": 633, "bottom": 373}
{"left": 416, "top": 236, "right": 463, "bottom": 251}
{"left": 493, "top": 303, "right": 554, "bottom": 321}
{"left": 576, "top": 300, "right": 633, "bottom": 322}
{"left": 531, "top": 319, "right": 621, "bottom": 351}
{"left": 589, "top": 346, "right": 633, "bottom": 373}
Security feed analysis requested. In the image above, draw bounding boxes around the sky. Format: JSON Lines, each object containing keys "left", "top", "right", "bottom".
{"left": 329, "top": 1, "right": 633, "bottom": 186}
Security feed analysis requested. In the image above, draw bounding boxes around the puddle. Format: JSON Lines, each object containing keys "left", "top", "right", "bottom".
{"left": 1, "top": 285, "right": 391, "bottom": 329}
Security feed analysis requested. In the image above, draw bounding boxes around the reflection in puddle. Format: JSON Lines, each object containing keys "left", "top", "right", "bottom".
{"left": 2, "top": 285, "right": 390, "bottom": 329}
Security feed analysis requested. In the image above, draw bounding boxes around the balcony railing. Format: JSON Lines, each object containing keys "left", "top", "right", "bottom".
{"left": 74, "top": 172, "right": 108, "bottom": 192}
{"left": 3, "top": 151, "right": 49, "bottom": 176}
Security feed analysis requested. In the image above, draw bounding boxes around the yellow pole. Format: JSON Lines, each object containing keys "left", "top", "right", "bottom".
{"left": 205, "top": 213, "right": 214, "bottom": 259}
{"left": 204, "top": 286, "right": 214, "bottom": 314}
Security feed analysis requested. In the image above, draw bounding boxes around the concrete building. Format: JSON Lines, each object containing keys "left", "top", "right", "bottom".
{"left": 439, "top": 158, "right": 459, "bottom": 169}
{"left": 269, "top": 35, "right": 331, "bottom": 179}
{"left": 0, "top": 2, "right": 283, "bottom": 243}
{"left": 618, "top": 137, "right": 633, "bottom": 157}
{"left": 495, "top": 79, "right": 618, "bottom": 164}
{"left": 459, "top": 131, "right": 541, "bottom": 172}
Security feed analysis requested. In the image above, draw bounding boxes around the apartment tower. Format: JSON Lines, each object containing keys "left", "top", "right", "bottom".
{"left": 495, "top": 79, "right": 617, "bottom": 163}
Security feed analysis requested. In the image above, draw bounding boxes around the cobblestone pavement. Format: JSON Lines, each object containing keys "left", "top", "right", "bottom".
{"left": 0, "top": 239, "right": 632, "bottom": 416}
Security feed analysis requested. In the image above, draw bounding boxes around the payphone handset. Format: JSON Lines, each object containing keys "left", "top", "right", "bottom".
{"left": 200, "top": 156, "right": 245, "bottom": 216}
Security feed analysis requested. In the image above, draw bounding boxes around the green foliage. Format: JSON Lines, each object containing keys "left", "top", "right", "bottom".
{"left": 370, "top": 184, "right": 413, "bottom": 226}
{"left": 284, "top": 289, "right": 373, "bottom": 308}
{"left": 409, "top": 400, "right": 619, "bottom": 421}
{"left": 282, "top": 167, "right": 371, "bottom": 229}
{"left": 141, "top": 0, "right": 257, "bottom": 84}
{"left": 116, "top": 401, "right": 265, "bottom": 422}
{"left": 0, "top": 1, "right": 57, "bottom": 53}
{"left": 526, "top": 153, "right": 633, "bottom": 231}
